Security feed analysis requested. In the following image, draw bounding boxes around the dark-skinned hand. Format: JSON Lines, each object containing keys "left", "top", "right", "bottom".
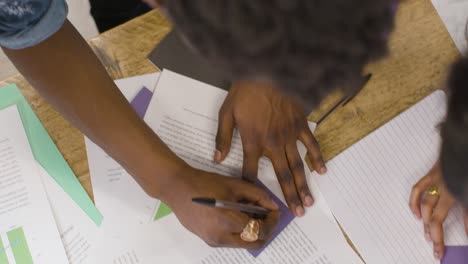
{"left": 214, "top": 80, "right": 326, "bottom": 217}
{"left": 167, "top": 167, "right": 281, "bottom": 249}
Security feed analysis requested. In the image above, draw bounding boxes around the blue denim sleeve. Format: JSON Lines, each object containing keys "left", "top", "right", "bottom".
{"left": 0, "top": 0, "right": 68, "bottom": 49}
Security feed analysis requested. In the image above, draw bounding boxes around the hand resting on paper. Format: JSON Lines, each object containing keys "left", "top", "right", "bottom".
{"left": 214, "top": 81, "right": 326, "bottom": 217}
{"left": 3, "top": 20, "right": 280, "bottom": 250}
{"left": 164, "top": 166, "right": 281, "bottom": 249}
{"left": 409, "top": 162, "right": 468, "bottom": 260}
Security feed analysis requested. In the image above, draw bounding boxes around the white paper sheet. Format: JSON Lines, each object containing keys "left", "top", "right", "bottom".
{"left": 139, "top": 69, "right": 362, "bottom": 263}
{"left": 315, "top": 91, "right": 468, "bottom": 264}
{"left": 0, "top": 105, "right": 69, "bottom": 264}
{"left": 38, "top": 163, "right": 98, "bottom": 264}
{"left": 85, "top": 73, "right": 161, "bottom": 226}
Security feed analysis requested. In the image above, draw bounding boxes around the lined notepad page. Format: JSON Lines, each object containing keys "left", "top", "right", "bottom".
{"left": 316, "top": 91, "right": 468, "bottom": 264}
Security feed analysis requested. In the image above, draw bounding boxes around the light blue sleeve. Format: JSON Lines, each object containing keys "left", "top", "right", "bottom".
{"left": 0, "top": 0, "right": 68, "bottom": 49}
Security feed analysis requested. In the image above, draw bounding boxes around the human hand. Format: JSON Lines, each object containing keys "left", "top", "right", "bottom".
{"left": 409, "top": 161, "right": 468, "bottom": 259}
{"left": 214, "top": 80, "right": 326, "bottom": 217}
{"left": 165, "top": 166, "right": 281, "bottom": 248}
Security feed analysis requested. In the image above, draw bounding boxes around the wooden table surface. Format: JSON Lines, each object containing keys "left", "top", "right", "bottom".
{"left": 0, "top": 0, "right": 459, "bottom": 239}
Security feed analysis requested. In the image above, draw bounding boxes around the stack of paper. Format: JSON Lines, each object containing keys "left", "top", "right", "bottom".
{"left": 0, "top": 73, "right": 161, "bottom": 263}
{"left": 7, "top": 69, "right": 466, "bottom": 263}
{"left": 85, "top": 70, "right": 363, "bottom": 263}
{"left": 0, "top": 105, "right": 76, "bottom": 263}
{"left": 0, "top": 84, "right": 106, "bottom": 264}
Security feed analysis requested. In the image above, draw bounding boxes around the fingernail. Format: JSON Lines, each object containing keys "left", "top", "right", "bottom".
{"left": 434, "top": 251, "right": 440, "bottom": 259}
{"left": 304, "top": 196, "right": 314, "bottom": 207}
{"left": 319, "top": 165, "right": 327, "bottom": 174}
{"left": 213, "top": 150, "right": 222, "bottom": 163}
{"left": 296, "top": 206, "right": 305, "bottom": 217}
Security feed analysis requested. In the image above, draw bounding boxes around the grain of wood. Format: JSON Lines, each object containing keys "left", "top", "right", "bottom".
{"left": 0, "top": 0, "right": 460, "bottom": 257}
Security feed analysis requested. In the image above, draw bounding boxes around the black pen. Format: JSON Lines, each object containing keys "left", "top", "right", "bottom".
{"left": 192, "top": 198, "right": 271, "bottom": 215}
{"left": 316, "top": 73, "right": 373, "bottom": 126}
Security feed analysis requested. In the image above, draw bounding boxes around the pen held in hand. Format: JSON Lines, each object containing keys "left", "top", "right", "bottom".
{"left": 192, "top": 197, "right": 271, "bottom": 216}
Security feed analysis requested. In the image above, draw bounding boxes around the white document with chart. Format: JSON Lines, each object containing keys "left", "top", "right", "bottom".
{"left": 0, "top": 105, "right": 69, "bottom": 264}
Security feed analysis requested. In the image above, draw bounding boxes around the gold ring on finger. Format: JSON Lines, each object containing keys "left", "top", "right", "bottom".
{"left": 427, "top": 185, "right": 440, "bottom": 197}
{"left": 240, "top": 219, "right": 260, "bottom": 242}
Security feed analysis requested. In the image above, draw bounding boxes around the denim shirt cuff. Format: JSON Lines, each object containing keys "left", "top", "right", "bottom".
{"left": 0, "top": 0, "right": 68, "bottom": 49}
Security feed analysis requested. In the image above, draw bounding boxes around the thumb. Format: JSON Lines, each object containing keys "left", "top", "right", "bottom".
{"left": 215, "top": 109, "right": 234, "bottom": 163}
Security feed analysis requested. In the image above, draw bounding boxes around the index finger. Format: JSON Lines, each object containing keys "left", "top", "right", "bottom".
{"left": 409, "top": 174, "right": 432, "bottom": 219}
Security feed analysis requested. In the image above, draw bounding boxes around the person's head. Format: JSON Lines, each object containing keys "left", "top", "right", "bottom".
{"left": 441, "top": 55, "right": 468, "bottom": 206}
{"left": 164, "top": 0, "right": 397, "bottom": 108}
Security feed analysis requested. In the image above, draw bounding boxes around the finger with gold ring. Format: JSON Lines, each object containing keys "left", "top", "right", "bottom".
{"left": 427, "top": 186, "right": 440, "bottom": 197}
{"left": 240, "top": 219, "right": 260, "bottom": 242}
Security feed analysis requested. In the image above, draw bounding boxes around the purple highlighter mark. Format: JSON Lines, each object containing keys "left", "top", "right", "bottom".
{"left": 441, "top": 246, "right": 468, "bottom": 264}
{"left": 128, "top": 88, "right": 294, "bottom": 257}
{"left": 131, "top": 87, "right": 153, "bottom": 118}
{"left": 248, "top": 181, "right": 295, "bottom": 257}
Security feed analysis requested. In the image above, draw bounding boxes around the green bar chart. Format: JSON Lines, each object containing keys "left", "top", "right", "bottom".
{"left": 0, "top": 237, "right": 9, "bottom": 264}
{"left": 154, "top": 202, "right": 172, "bottom": 221}
{"left": 7, "top": 227, "right": 33, "bottom": 264}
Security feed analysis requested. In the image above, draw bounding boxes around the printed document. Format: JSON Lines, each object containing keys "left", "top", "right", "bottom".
{"left": 0, "top": 105, "right": 69, "bottom": 264}
{"left": 140, "top": 69, "right": 362, "bottom": 263}
{"left": 85, "top": 73, "right": 161, "bottom": 226}
{"left": 39, "top": 164, "right": 98, "bottom": 264}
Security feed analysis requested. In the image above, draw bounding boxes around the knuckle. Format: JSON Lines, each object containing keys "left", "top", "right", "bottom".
{"left": 421, "top": 198, "right": 433, "bottom": 207}
{"left": 431, "top": 216, "right": 443, "bottom": 226}
{"left": 292, "top": 159, "right": 305, "bottom": 172}
{"left": 242, "top": 174, "right": 256, "bottom": 182}
{"left": 287, "top": 195, "right": 301, "bottom": 206}
{"left": 267, "top": 132, "right": 281, "bottom": 145}
{"left": 259, "top": 192, "right": 271, "bottom": 203}
{"left": 310, "top": 140, "right": 320, "bottom": 150}
{"left": 277, "top": 170, "right": 294, "bottom": 183}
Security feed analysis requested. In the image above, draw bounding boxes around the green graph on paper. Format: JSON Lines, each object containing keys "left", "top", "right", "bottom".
{"left": 0, "top": 236, "right": 9, "bottom": 264}
{"left": 154, "top": 202, "right": 172, "bottom": 221}
{"left": 0, "top": 227, "right": 34, "bottom": 264}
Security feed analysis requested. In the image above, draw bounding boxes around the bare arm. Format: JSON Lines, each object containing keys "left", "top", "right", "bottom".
{"left": 2, "top": 20, "right": 281, "bottom": 248}
{"left": 3, "top": 20, "right": 184, "bottom": 201}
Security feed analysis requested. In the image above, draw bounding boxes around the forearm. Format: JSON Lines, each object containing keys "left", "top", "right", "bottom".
{"left": 2, "top": 20, "right": 186, "bottom": 201}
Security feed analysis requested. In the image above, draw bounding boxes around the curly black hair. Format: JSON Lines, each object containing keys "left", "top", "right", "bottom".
{"left": 165, "top": 0, "right": 397, "bottom": 107}
{"left": 441, "top": 55, "right": 468, "bottom": 206}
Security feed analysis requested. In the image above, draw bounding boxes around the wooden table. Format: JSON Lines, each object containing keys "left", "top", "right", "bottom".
{"left": 0, "top": 0, "right": 459, "bottom": 220}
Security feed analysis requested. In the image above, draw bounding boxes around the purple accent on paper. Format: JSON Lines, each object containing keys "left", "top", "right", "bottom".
{"left": 441, "top": 246, "right": 468, "bottom": 264}
{"left": 129, "top": 87, "right": 293, "bottom": 257}
{"left": 131, "top": 87, "right": 153, "bottom": 118}
{"left": 248, "top": 181, "right": 295, "bottom": 257}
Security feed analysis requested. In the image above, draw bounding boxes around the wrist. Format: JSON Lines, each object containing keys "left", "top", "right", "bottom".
{"left": 152, "top": 162, "right": 194, "bottom": 206}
